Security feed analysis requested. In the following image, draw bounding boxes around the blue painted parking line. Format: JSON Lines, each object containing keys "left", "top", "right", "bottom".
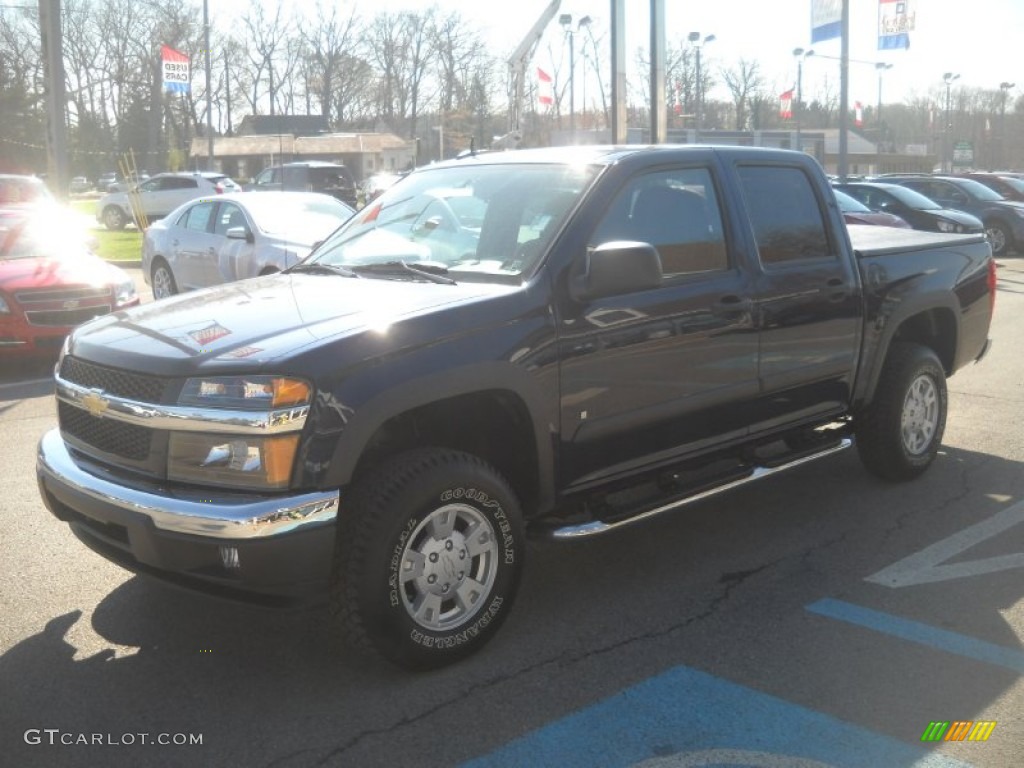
{"left": 462, "top": 665, "right": 970, "bottom": 768}
{"left": 807, "top": 598, "right": 1024, "bottom": 674}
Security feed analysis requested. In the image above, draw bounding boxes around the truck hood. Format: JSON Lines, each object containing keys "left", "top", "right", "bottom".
{"left": 67, "top": 272, "right": 513, "bottom": 374}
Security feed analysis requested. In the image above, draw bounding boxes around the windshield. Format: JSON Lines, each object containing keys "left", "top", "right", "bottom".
{"left": 0, "top": 216, "right": 89, "bottom": 260}
{"left": 881, "top": 184, "right": 942, "bottom": 210}
{"left": 996, "top": 176, "right": 1024, "bottom": 195}
{"left": 0, "top": 176, "right": 51, "bottom": 205}
{"left": 956, "top": 178, "right": 1005, "bottom": 201}
{"left": 241, "top": 194, "right": 353, "bottom": 239}
{"left": 307, "top": 162, "right": 598, "bottom": 282}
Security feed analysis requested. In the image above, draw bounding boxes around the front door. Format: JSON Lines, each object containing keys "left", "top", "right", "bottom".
{"left": 557, "top": 164, "right": 760, "bottom": 490}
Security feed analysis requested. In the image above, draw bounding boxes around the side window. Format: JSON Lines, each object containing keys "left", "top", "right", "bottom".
{"left": 183, "top": 202, "right": 216, "bottom": 232}
{"left": 138, "top": 179, "right": 160, "bottom": 193}
{"left": 163, "top": 177, "right": 198, "bottom": 191}
{"left": 255, "top": 168, "right": 279, "bottom": 186}
{"left": 591, "top": 167, "right": 728, "bottom": 277}
{"left": 282, "top": 166, "right": 307, "bottom": 188}
{"left": 214, "top": 203, "right": 247, "bottom": 236}
{"left": 736, "top": 165, "right": 831, "bottom": 266}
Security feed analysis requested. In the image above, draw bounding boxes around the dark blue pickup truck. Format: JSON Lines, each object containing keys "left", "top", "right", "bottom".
{"left": 37, "top": 146, "right": 994, "bottom": 669}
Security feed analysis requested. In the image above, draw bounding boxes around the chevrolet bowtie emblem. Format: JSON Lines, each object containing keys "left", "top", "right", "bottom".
{"left": 81, "top": 390, "right": 110, "bottom": 418}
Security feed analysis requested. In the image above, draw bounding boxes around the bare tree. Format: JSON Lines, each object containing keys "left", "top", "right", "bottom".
{"left": 721, "top": 59, "right": 763, "bottom": 130}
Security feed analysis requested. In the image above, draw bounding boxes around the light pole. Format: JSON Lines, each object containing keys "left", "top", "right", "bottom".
{"left": 875, "top": 62, "right": 893, "bottom": 157}
{"left": 578, "top": 16, "right": 591, "bottom": 130}
{"left": 793, "top": 47, "right": 814, "bottom": 149}
{"left": 559, "top": 13, "right": 576, "bottom": 137}
{"left": 943, "top": 72, "right": 960, "bottom": 173}
{"left": 689, "top": 32, "right": 715, "bottom": 140}
{"left": 1000, "top": 81, "right": 1015, "bottom": 169}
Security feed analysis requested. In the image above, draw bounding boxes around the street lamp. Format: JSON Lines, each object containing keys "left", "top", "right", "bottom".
{"left": 943, "top": 72, "right": 960, "bottom": 173}
{"left": 793, "top": 47, "right": 814, "bottom": 148}
{"left": 1000, "top": 81, "right": 1015, "bottom": 169}
{"left": 875, "top": 62, "right": 893, "bottom": 155}
{"left": 689, "top": 32, "right": 716, "bottom": 140}
{"left": 559, "top": 14, "right": 576, "bottom": 137}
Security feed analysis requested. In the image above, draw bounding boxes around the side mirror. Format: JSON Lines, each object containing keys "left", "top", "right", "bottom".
{"left": 570, "top": 241, "right": 663, "bottom": 302}
{"left": 226, "top": 226, "right": 254, "bottom": 244}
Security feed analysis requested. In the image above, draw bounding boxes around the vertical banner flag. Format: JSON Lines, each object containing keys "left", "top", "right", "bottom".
{"left": 537, "top": 67, "right": 554, "bottom": 109}
{"left": 162, "top": 45, "right": 190, "bottom": 93}
{"left": 811, "top": 0, "right": 843, "bottom": 43}
{"left": 878, "top": 0, "right": 915, "bottom": 50}
{"left": 854, "top": 101, "right": 864, "bottom": 127}
{"left": 780, "top": 89, "right": 794, "bottom": 119}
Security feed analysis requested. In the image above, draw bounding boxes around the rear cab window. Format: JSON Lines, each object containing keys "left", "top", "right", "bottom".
{"left": 735, "top": 165, "right": 833, "bottom": 266}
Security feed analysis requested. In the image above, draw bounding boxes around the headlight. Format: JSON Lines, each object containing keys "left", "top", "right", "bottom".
{"left": 168, "top": 433, "right": 300, "bottom": 490}
{"left": 935, "top": 219, "right": 955, "bottom": 233}
{"left": 178, "top": 375, "right": 311, "bottom": 410}
{"left": 114, "top": 279, "right": 137, "bottom": 306}
{"left": 0, "top": 295, "right": 9, "bottom": 314}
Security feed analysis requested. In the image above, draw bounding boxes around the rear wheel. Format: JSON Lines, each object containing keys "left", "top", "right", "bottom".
{"left": 151, "top": 259, "right": 177, "bottom": 300}
{"left": 332, "top": 448, "right": 524, "bottom": 670}
{"left": 856, "top": 343, "right": 947, "bottom": 481}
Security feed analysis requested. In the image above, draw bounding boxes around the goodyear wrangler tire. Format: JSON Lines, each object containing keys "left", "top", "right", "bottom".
{"left": 856, "top": 342, "right": 947, "bottom": 482}
{"left": 332, "top": 448, "right": 524, "bottom": 670}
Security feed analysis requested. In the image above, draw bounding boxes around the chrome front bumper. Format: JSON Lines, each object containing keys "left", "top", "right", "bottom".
{"left": 37, "top": 428, "right": 338, "bottom": 540}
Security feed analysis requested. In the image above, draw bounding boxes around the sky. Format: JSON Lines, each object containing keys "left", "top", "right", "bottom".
{"left": 215, "top": 0, "right": 1024, "bottom": 110}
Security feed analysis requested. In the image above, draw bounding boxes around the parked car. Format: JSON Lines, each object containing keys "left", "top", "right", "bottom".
{"left": 39, "top": 145, "right": 994, "bottom": 670}
{"left": 0, "top": 211, "right": 139, "bottom": 358}
{"left": 878, "top": 174, "right": 1024, "bottom": 255}
{"left": 96, "top": 172, "right": 118, "bottom": 192}
{"left": 68, "top": 176, "right": 91, "bottom": 195}
{"left": 832, "top": 188, "right": 910, "bottom": 228}
{"left": 97, "top": 171, "right": 241, "bottom": 231}
{"left": 954, "top": 172, "right": 1024, "bottom": 203}
{"left": 0, "top": 174, "right": 54, "bottom": 208}
{"left": 246, "top": 161, "right": 357, "bottom": 207}
{"left": 142, "top": 191, "right": 353, "bottom": 299}
{"left": 835, "top": 181, "right": 984, "bottom": 235}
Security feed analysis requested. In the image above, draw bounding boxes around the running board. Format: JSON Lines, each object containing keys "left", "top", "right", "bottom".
{"left": 547, "top": 438, "right": 853, "bottom": 540}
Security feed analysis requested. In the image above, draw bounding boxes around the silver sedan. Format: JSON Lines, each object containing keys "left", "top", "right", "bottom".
{"left": 142, "top": 191, "right": 354, "bottom": 299}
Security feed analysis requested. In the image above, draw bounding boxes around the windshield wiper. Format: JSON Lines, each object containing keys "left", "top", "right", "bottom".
{"left": 288, "top": 262, "right": 359, "bottom": 278}
{"left": 350, "top": 261, "right": 457, "bottom": 285}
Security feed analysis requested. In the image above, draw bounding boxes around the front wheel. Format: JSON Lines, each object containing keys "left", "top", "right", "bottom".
{"left": 332, "top": 448, "right": 524, "bottom": 670}
{"left": 102, "top": 205, "right": 127, "bottom": 231}
{"left": 985, "top": 220, "right": 1011, "bottom": 256}
{"left": 856, "top": 343, "right": 947, "bottom": 481}
{"left": 151, "top": 260, "right": 178, "bottom": 300}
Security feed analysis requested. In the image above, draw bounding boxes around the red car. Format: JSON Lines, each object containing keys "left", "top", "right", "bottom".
{"left": 0, "top": 211, "right": 139, "bottom": 360}
{"left": 833, "top": 188, "right": 911, "bottom": 229}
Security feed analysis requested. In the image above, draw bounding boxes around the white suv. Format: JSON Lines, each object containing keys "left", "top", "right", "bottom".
{"left": 96, "top": 172, "right": 240, "bottom": 230}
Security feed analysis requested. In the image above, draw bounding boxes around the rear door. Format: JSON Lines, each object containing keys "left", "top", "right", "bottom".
{"left": 735, "top": 163, "right": 862, "bottom": 432}
{"left": 558, "top": 161, "right": 760, "bottom": 488}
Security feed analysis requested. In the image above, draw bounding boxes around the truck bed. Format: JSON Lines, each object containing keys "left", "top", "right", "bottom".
{"left": 847, "top": 224, "right": 988, "bottom": 257}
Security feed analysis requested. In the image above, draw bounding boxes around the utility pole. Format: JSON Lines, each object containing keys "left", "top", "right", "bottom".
{"left": 38, "top": 0, "right": 69, "bottom": 197}
{"left": 203, "top": 0, "right": 213, "bottom": 170}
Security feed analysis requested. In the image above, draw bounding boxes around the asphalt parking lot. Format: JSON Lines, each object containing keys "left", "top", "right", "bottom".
{"left": 1, "top": 260, "right": 1022, "bottom": 767}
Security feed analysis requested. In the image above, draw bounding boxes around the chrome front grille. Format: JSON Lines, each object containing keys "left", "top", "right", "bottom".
{"left": 14, "top": 285, "right": 111, "bottom": 304}
{"left": 25, "top": 305, "right": 111, "bottom": 327}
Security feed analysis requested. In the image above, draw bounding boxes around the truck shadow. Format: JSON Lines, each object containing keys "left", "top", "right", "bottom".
{"left": 2, "top": 444, "right": 1022, "bottom": 766}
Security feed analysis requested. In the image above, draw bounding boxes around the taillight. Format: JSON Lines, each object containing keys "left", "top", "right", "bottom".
{"left": 988, "top": 258, "right": 997, "bottom": 313}
{"left": 215, "top": 182, "right": 225, "bottom": 194}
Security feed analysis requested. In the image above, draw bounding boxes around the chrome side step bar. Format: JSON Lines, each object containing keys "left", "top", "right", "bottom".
{"left": 548, "top": 438, "right": 853, "bottom": 539}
